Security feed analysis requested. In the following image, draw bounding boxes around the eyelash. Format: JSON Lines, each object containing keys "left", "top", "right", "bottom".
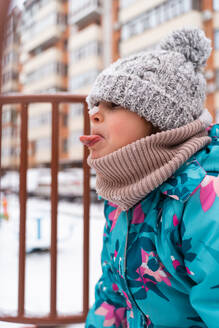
{"left": 111, "top": 103, "right": 119, "bottom": 108}
{"left": 93, "top": 102, "right": 120, "bottom": 109}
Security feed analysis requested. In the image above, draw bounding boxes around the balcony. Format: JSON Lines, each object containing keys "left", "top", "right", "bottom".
{"left": 119, "top": 0, "right": 165, "bottom": 24}
{"left": 120, "top": 10, "right": 202, "bottom": 57}
{"left": 1, "top": 79, "right": 19, "bottom": 93}
{"left": 22, "top": 47, "right": 63, "bottom": 74}
{"left": 215, "top": 50, "right": 219, "bottom": 68}
{"left": 21, "top": 2, "right": 67, "bottom": 54}
{"left": 23, "top": 73, "right": 65, "bottom": 93}
{"left": 213, "top": 11, "right": 219, "bottom": 28}
{"left": 22, "top": 23, "right": 66, "bottom": 54}
{"left": 69, "top": 0, "right": 101, "bottom": 28}
{"left": 69, "top": 23, "right": 102, "bottom": 52}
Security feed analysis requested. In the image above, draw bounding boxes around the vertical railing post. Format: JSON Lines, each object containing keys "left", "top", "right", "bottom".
{"left": 82, "top": 101, "right": 90, "bottom": 316}
{"left": 18, "top": 102, "right": 28, "bottom": 316}
{"left": 0, "top": 104, "right": 2, "bottom": 217}
{"left": 0, "top": 104, "right": 2, "bottom": 183}
{"left": 50, "top": 102, "right": 59, "bottom": 317}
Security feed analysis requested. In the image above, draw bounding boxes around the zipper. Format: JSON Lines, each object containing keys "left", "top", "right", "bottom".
{"left": 123, "top": 211, "right": 147, "bottom": 327}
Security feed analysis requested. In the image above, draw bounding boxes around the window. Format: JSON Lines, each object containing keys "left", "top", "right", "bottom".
{"left": 182, "top": 0, "right": 192, "bottom": 12}
{"left": 2, "top": 110, "right": 11, "bottom": 123}
{"left": 191, "top": 0, "right": 201, "bottom": 10}
{"left": 29, "top": 112, "right": 51, "bottom": 129}
{"left": 2, "top": 126, "right": 12, "bottom": 137}
{"left": 216, "top": 70, "right": 219, "bottom": 89}
{"left": 120, "top": 0, "right": 136, "bottom": 9}
{"left": 70, "top": 41, "right": 102, "bottom": 63}
{"left": 57, "top": 13, "right": 67, "bottom": 25}
{"left": 11, "top": 147, "right": 16, "bottom": 157}
{"left": 215, "top": 30, "right": 219, "bottom": 50}
{"left": 120, "top": 0, "right": 201, "bottom": 41}
{"left": 2, "top": 147, "right": 11, "bottom": 158}
{"left": 170, "top": 0, "right": 183, "bottom": 17}
{"left": 35, "top": 137, "right": 51, "bottom": 153}
{"left": 216, "top": 109, "right": 219, "bottom": 123}
{"left": 22, "top": 11, "right": 66, "bottom": 43}
{"left": 11, "top": 110, "right": 18, "bottom": 124}
{"left": 69, "top": 69, "right": 100, "bottom": 91}
{"left": 69, "top": 130, "right": 83, "bottom": 146}
{"left": 3, "top": 53, "right": 15, "bottom": 66}
{"left": 158, "top": 4, "right": 166, "bottom": 24}
{"left": 62, "top": 138, "right": 68, "bottom": 153}
{"left": 2, "top": 109, "right": 18, "bottom": 126}
{"left": 26, "top": 62, "right": 67, "bottom": 84}
{"left": 148, "top": 8, "right": 158, "bottom": 28}
{"left": 2, "top": 71, "right": 18, "bottom": 84}
{"left": 165, "top": 1, "right": 175, "bottom": 20}
{"left": 135, "top": 16, "right": 145, "bottom": 34}
{"left": 70, "top": 0, "right": 99, "bottom": 13}
{"left": 69, "top": 103, "right": 83, "bottom": 117}
{"left": 57, "top": 62, "right": 68, "bottom": 76}
{"left": 121, "top": 25, "right": 129, "bottom": 41}
{"left": 62, "top": 113, "right": 68, "bottom": 127}
{"left": 214, "top": 0, "right": 219, "bottom": 10}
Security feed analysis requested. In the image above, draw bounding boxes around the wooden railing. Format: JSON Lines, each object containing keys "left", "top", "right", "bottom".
{"left": 0, "top": 94, "right": 91, "bottom": 326}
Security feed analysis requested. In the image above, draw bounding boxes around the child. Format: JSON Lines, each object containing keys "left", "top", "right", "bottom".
{"left": 79, "top": 28, "right": 219, "bottom": 328}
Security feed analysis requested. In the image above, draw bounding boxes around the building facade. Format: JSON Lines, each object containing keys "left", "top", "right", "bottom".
{"left": 20, "top": 0, "right": 69, "bottom": 167}
{"left": 1, "top": 7, "right": 21, "bottom": 169}
{"left": 67, "top": 0, "right": 103, "bottom": 163}
{"left": 1, "top": 0, "right": 219, "bottom": 170}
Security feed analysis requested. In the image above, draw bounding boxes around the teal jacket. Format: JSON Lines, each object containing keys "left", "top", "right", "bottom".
{"left": 86, "top": 124, "right": 219, "bottom": 328}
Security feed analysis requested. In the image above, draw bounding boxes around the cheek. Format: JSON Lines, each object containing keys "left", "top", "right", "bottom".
{"left": 109, "top": 121, "right": 137, "bottom": 144}
{"left": 109, "top": 121, "right": 126, "bottom": 137}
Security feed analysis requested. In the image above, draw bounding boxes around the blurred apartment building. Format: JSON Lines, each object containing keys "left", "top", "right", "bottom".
{"left": 1, "top": 0, "right": 106, "bottom": 169}
{"left": 67, "top": 0, "right": 105, "bottom": 166}
{"left": 1, "top": 7, "right": 21, "bottom": 169}
{"left": 20, "top": 0, "right": 69, "bottom": 168}
{"left": 118, "top": 0, "right": 219, "bottom": 121}
{"left": 1, "top": 0, "right": 219, "bottom": 170}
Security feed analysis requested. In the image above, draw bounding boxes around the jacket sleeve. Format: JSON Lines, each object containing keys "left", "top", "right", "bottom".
{"left": 181, "top": 175, "right": 219, "bottom": 328}
{"left": 85, "top": 211, "right": 127, "bottom": 328}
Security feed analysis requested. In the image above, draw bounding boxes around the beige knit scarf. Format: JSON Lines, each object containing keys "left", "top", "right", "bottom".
{"left": 87, "top": 111, "right": 212, "bottom": 211}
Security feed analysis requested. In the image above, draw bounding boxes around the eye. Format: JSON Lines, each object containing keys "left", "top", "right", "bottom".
{"left": 111, "top": 102, "right": 120, "bottom": 108}
{"left": 94, "top": 102, "right": 100, "bottom": 107}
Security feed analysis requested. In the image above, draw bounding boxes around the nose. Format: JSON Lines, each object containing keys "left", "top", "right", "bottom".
{"left": 90, "top": 108, "right": 104, "bottom": 124}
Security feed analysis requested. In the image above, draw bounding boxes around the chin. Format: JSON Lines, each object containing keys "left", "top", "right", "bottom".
{"left": 90, "top": 151, "right": 101, "bottom": 159}
{"left": 90, "top": 149, "right": 108, "bottom": 159}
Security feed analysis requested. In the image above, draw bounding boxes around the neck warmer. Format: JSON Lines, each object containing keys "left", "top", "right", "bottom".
{"left": 87, "top": 111, "right": 212, "bottom": 211}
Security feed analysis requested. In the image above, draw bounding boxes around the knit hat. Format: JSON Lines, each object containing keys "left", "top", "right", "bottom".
{"left": 86, "top": 27, "right": 212, "bottom": 131}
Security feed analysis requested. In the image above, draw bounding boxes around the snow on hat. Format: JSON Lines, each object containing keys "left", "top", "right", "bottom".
{"left": 86, "top": 27, "right": 212, "bottom": 131}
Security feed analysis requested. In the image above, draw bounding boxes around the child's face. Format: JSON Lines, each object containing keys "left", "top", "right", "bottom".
{"left": 89, "top": 101, "right": 153, "bottom": 159}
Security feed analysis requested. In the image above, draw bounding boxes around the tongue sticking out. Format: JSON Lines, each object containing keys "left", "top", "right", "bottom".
{"left": 79, "top": 135, "right": 103, "bottom": 147}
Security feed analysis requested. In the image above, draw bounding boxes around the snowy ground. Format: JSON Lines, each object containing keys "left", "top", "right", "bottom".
{"left": 0, "top": 194, "right": 105, "bottom": 327}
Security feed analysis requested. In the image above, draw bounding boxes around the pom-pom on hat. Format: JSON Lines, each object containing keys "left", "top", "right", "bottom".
{"left": 86, "top": 27, "right": 212, "bottom": 131}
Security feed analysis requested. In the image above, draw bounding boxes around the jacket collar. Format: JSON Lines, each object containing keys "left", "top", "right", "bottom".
{"left": 160, "top": 155, "right": 206, "bottom": 203}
